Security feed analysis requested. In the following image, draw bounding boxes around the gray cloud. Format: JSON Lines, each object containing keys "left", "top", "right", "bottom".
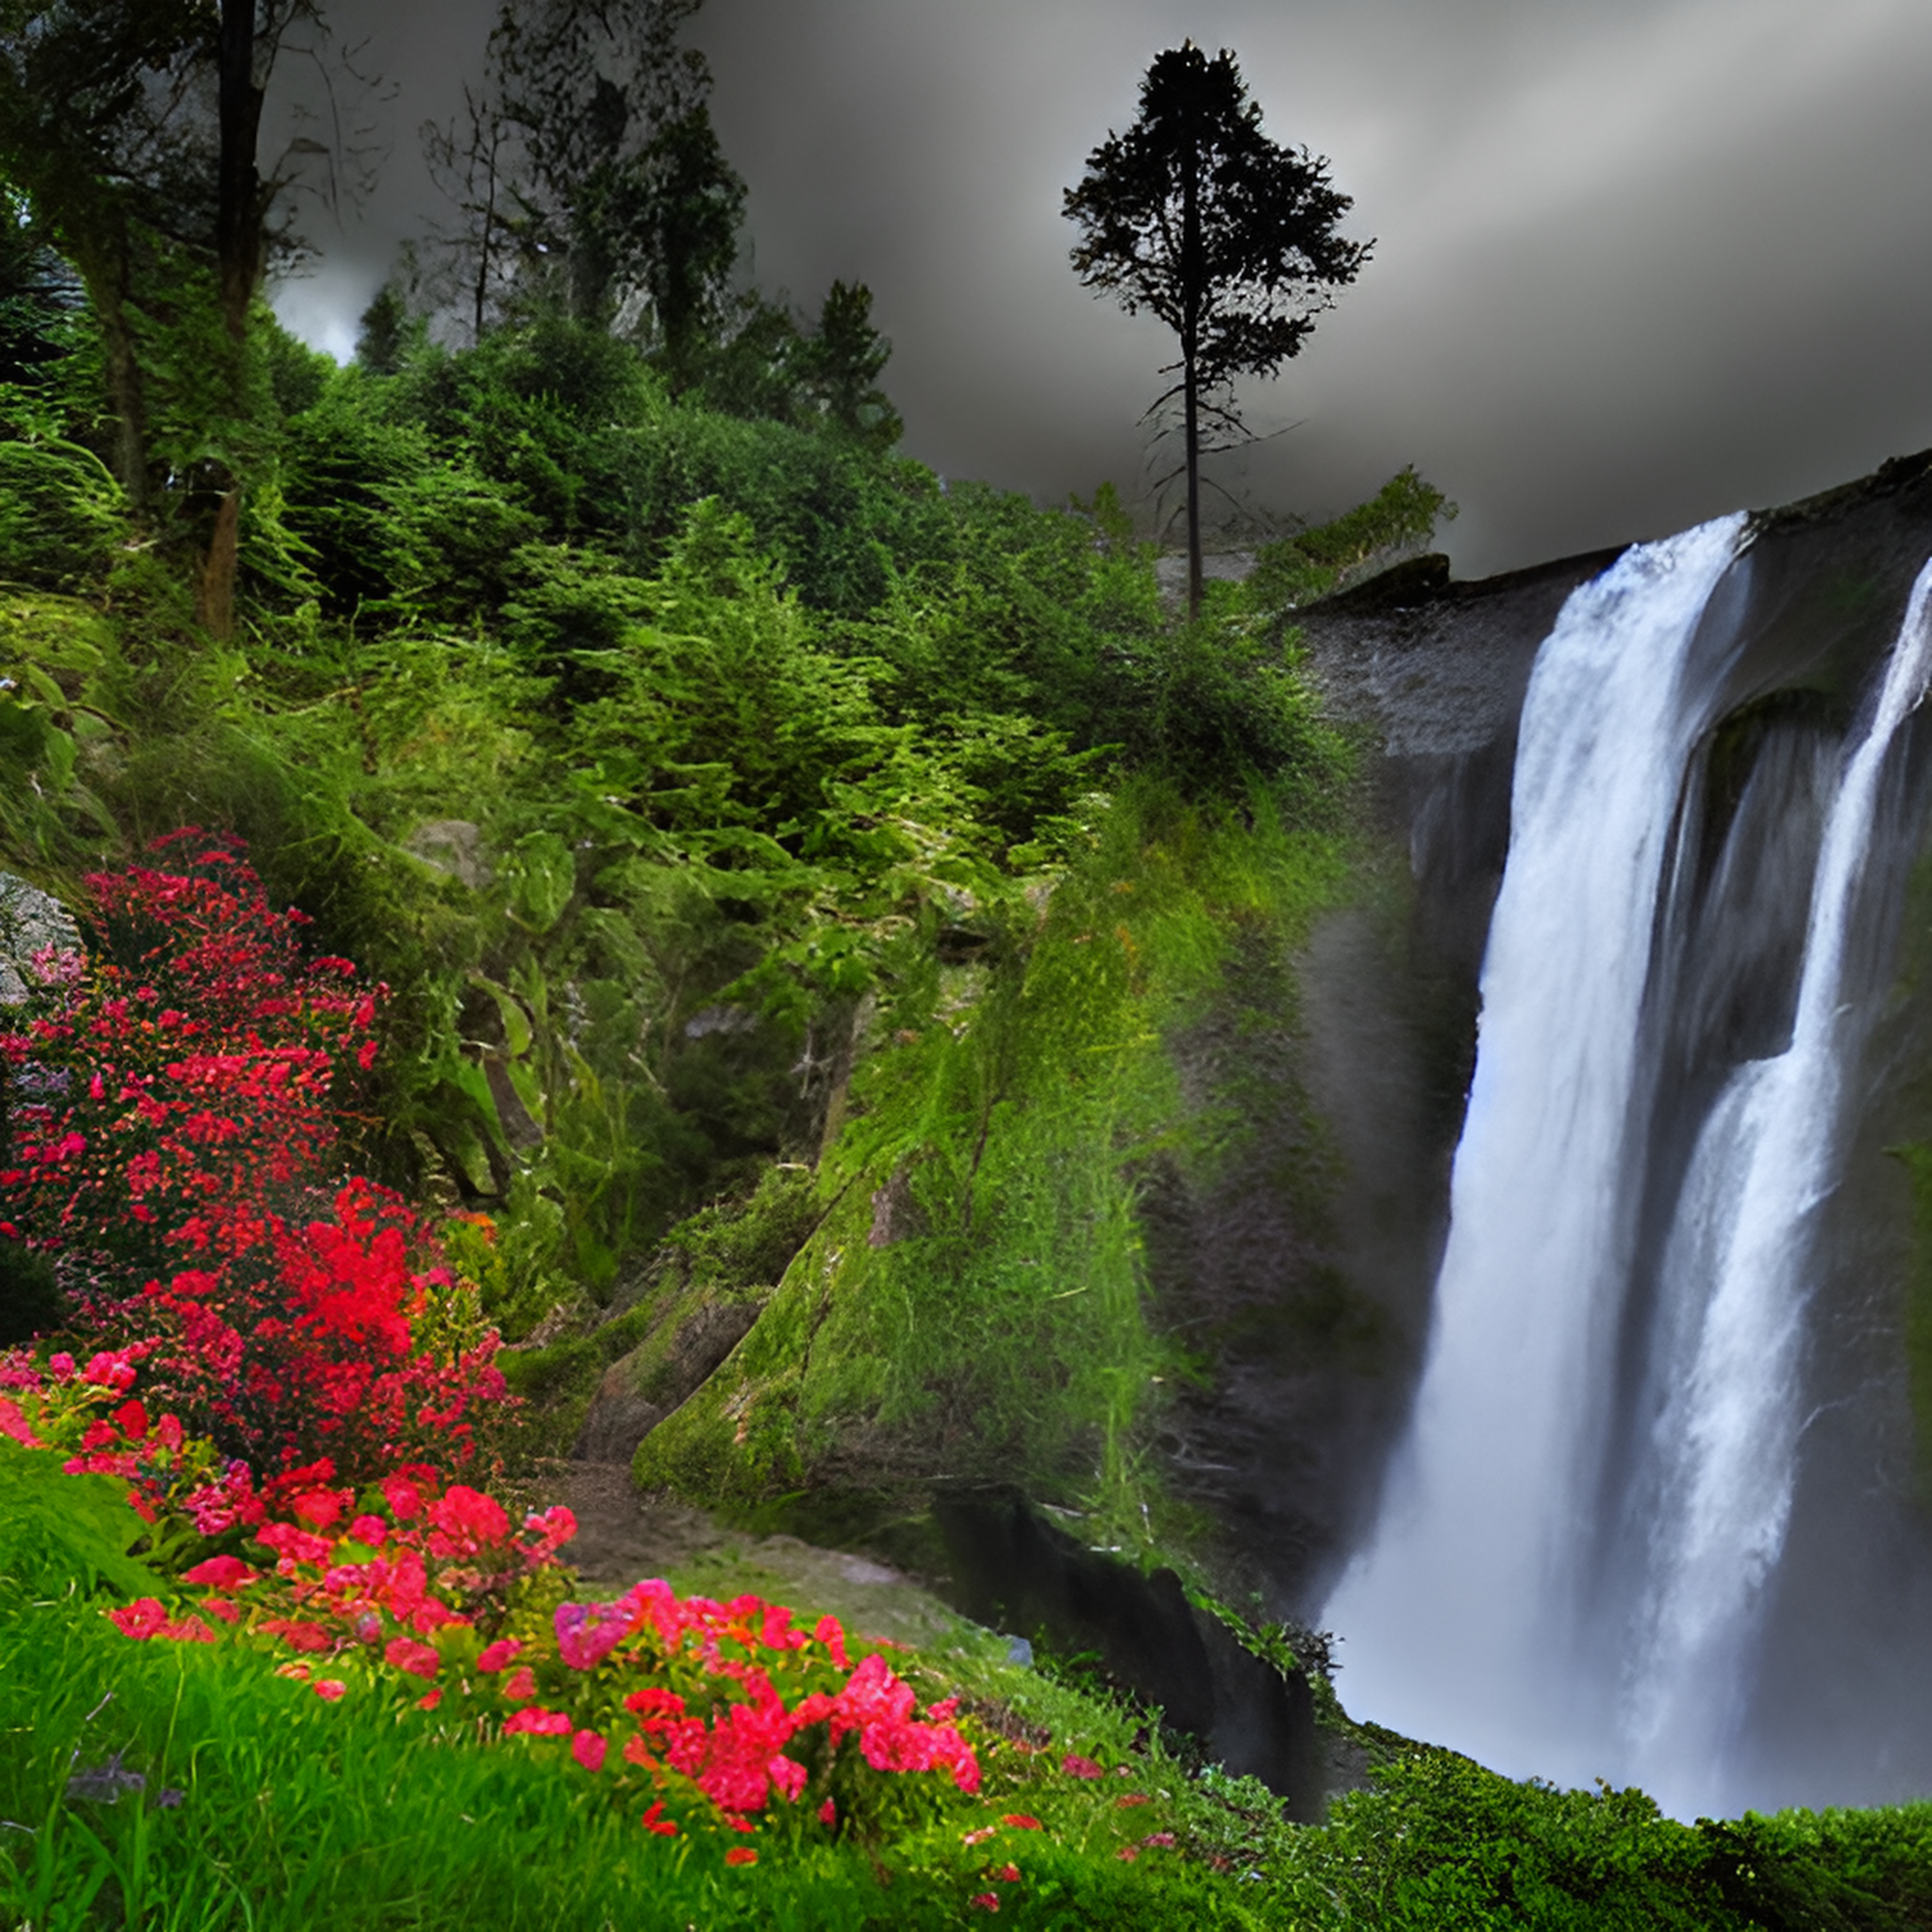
{"left": 276, "top": 0, "right": 1932, "bottom": 577}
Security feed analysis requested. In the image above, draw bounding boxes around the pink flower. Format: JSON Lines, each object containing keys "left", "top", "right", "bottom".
{"left": 291, "top": 1489, "right": 343, "bottom": 1528}
{"left": 380, "top": 1474, "right": 424, "bottom": 1522}
{"left": 971, "top": 1896, "right": 1000, "bottom": 1912}
{"left": 107, "top": 1598, "right": 170, "bottom": 1639}
{"left": 1141, "top": 1831, "right": 1176, "bottom": 1849}
{"left": 312, "top": 1679, "right": 346, "bottom": 1701}
{"left": 427, "top": 1484, "right": 508, "bottom": 1549}
{"left": 623, "top": 1685, "right": 686, "bottom": 1719}
{"left": 1117, "top": 1846, "right": 1139, "bottom": 1863}
{"left": 993, "top": 1863, "right": 1021, "bottom": 1883}
{"left": 384, "top": 1637, "right": 440, "bottom": 1680}
{"left": 819, "top": 1798, "right": 837, "bottom": 1826}
{"left": 502, "top": 1665, "right": 538, "bottom": 1702}
{"left": 347, "top": 1514, "right": 390, "bottom": 1547}
{"left": 572, "top": 1729, "right": 608, "bottom": 1773}
{"left": 475, "top": 1638, "right": 523, "bottom": 1674}
{"left": 503, "top": 1707, "right": 573, "bottom": 1737}
{"left": 0, "top": 1397, "right": 43, "bottom": 1448}
{"left": 814, "top": 1613, "right": 848, "bottom": 1669}
{"left": 182, "top": 1555, "right": 258, "bottom": 1591}
{"left": 555, "top": 1597, "right": 632, "bottom": 1671}
{"left": 1061, "top": 1753, "right": 1104, "bottom": 1779}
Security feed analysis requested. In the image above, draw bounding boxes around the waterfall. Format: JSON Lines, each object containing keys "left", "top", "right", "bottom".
{"left": 1322, "top": 513, "right": 1750, "bottom": 1785}
{"left": 1623, "top": 555, "right": 1932, "bottom": 1814}
{"left": 1324, "top": 516, "right": 1932, "bottom": 1811}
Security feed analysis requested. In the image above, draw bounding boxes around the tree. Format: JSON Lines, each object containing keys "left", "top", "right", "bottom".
{"left": 0, "top": 1, "right": 352, "bottom": 635}
{"left": 421, "top": 0, "right": 715, "bottom": 338}
{"left": 1064, "top": 42, "right": 1370, "bottom": 617}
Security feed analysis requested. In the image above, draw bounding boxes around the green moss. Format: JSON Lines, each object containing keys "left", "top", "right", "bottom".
{"left": 634, "top": 782, "right": 1357, "bottom": 1546}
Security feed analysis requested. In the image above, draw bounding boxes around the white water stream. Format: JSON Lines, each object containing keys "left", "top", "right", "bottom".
{"left": 1624, "top": 555, "right": 1932, "bottom": 1814}
{"left": 1324, "top": 522, "right": 1932, "bottom": 1811}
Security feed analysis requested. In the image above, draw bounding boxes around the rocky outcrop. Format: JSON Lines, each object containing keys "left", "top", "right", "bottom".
{"left": 0, "top": 872, "right": 80, "bottom": 1005}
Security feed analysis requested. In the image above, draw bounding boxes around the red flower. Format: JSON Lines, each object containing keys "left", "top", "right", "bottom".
{"left": 623, "top": 1685, "right": 686, "bottom": 1719}
{"left": 993, "top": 1863, "right": 1021, "bottom": 1883}
{"left": 572, "top": 1729, "right": 608, "bottom": 1773}
{"left": 312, "top": 1679, "right": 346, "bottom": 1701}
{"left": 182, "top": 1555, "right": 258, "bottom": 1591}
{"left": 383, "top": 1637, "right": 441, "bottom": 1680}
{"left": 475, "top": 1638, "right": 523, "bottom": 1674}
{"left": 501, "top": 1665, "right": 538, "bottom": 1702}
{"left": 640, "top": 1800, "right": 678, "bottom": 1837}
{"left": 724, "top": 1847, "right": 758, "bottom": 1868}
{"left": 970, "top": 1896, "right": 1000, "bottom": 1912}
{"left": 503, "top": 1707, "right": 573, "bottom": 1738}
{"left": 1000, "top": 1815, "right": 1041, "bottom": 1831}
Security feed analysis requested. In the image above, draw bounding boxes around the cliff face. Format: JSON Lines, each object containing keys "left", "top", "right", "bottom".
{"left": 1175, "top": 450, "right": 1932, "bottom": 1634}
{"left": 1144, "top": 545, "right": 1624, "bottom": 1616}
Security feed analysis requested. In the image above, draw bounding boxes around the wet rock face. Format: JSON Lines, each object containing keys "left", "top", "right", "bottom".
{"left": 0, "top": 873, "right": 81, "bottom": 1005}
{"left": 1152, "top": 450, "right": 1932, "bottom": 1626}
{"left": 933, "top": 1493, "right": 1330, "bottom": 1820}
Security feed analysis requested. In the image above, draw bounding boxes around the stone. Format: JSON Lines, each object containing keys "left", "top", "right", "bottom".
{"left": 0, "top": 872, "right": 82, "bottom": 1006}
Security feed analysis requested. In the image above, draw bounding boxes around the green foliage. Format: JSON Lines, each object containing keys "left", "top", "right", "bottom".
{"left": 1277, "top": 1742, "right": 1932, "bottom": 1929}
{"left": 639, "top": 783, "right": 1352, "bottom": 1531}
{"left": 1243, "top": 464, "right": 1456, "bottom": 616}
{"left": 0, "top": 436, "right": 124, "bottom": 587}
{"left": 0, "top": 1439, "right": 162, "bottom": 1605}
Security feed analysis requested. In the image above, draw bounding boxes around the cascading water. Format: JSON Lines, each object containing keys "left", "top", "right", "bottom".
{"left": 1623, "top": 555, "right": 1932, "bottom": 1814}
{"left": 1323, "top": 514, "right": 1932, "bottom": 1813}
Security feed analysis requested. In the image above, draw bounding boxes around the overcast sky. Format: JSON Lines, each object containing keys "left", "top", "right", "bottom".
{"left": 275, "top": 0, "right": 1932, "bottom": 579}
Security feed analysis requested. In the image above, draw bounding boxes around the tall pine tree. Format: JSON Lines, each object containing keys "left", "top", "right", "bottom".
{"left": 1065, "top": 42, "right": 1370, "bottom": 616}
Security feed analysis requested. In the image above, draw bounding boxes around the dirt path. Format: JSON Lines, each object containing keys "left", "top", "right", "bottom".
{"left": 509, "top": 1461, "right": 980, "bottom": 1654}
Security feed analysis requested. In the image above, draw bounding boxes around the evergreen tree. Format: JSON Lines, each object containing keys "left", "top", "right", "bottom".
{"left": 1064, "top": 42, "right": 1370, "bottom": 616}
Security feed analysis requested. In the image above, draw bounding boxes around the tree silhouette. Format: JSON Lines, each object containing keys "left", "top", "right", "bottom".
{"left": 1064, "top": 42, "right": 1370, "bottom": 616}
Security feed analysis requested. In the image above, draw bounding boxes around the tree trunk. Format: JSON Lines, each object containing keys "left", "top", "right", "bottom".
{"left": 1180, "top": 112, "right": 1204, "bottom": 621}
{"left": 64, "top": 225, "right": 149, "bottom": 513}
{"left": 97, "top": 287, "right": 150, "bottom": 517}
{"left": 195, "top": 489, "right": 241, "bottom": 639}
{"left": 198, "top": 0, "right": 270, "bottom": 641}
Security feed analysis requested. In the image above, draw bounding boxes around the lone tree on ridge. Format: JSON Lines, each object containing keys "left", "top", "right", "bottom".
{"left": 1064, "top": 42, "right": 1371, "bottom": 617}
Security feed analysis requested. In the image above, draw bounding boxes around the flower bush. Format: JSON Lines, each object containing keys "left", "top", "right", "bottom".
{"left": 103, "top": 1455, "right": 983, "bottom": 1852}
{"left": 0, "top": 829, "right": 383, "bottom": 1295}
{"left": 0, "top": 835, "right": 512, "bottom": 1485}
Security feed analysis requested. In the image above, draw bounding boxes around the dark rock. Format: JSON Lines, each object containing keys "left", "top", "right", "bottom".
{"left": 932, "top": 1493, "right": 1327, "bottom": 1820}
{"left": 571, "top": 1297, "right": 764, "bottom": 1464}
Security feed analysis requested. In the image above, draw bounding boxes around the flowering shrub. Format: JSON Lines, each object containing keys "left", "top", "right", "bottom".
{"left": 110, "top": 1182, "right": 510, "bottom": 1482}
{"left": 0, "top": 829, "right": 384, "bottom": 1296}
{"left": 0, "top": 833, "right": 512, "bottom": 1485}
{"left": 109, "top": 1472, "right": 982, "bottom": 1849}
